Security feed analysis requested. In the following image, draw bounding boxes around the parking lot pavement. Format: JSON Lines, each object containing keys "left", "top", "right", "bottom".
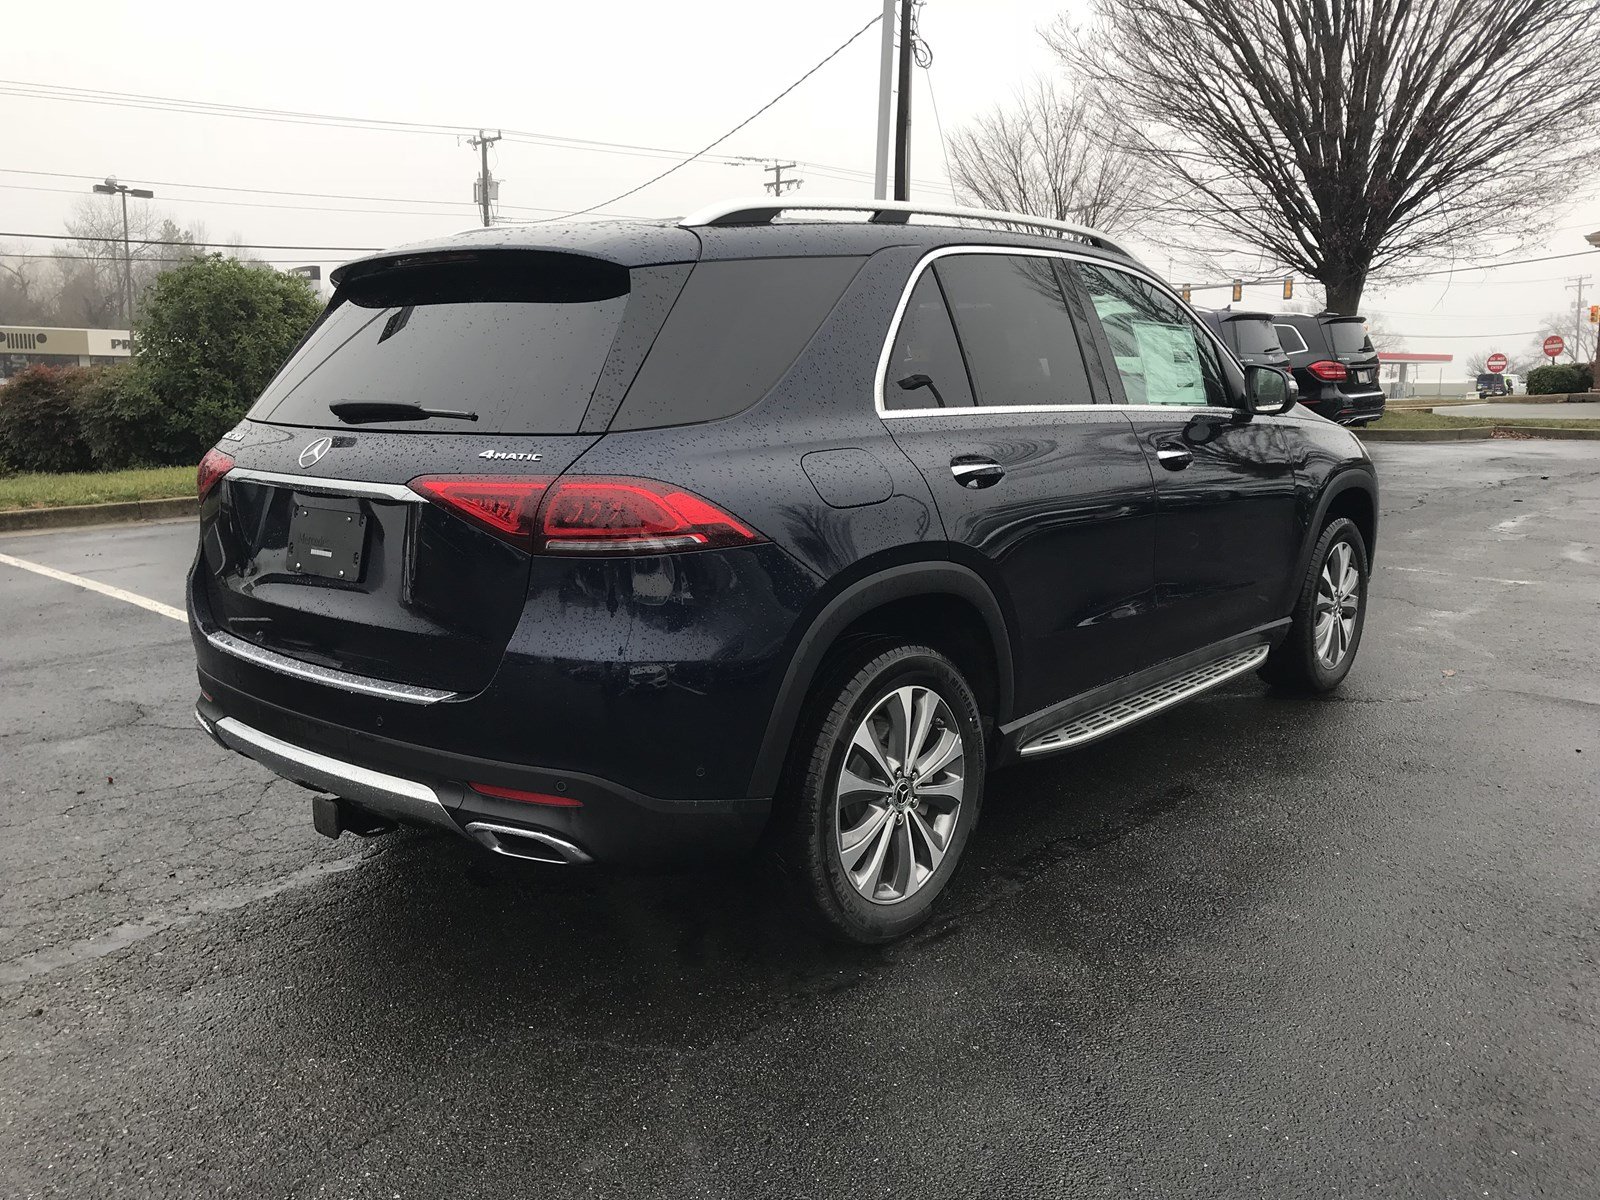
{"left": 1, "top": 441, "right": 1597, "bottom": 1199}
{"left": 1434, "top": 402, "right": 1600, "bottom": 420}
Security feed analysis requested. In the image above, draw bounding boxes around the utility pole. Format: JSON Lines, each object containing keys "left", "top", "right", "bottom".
{"left": 468, "top": 130, "right": 502, "bottom": 227}
{"left": 1564, "top": 274, "right": 1590, "bottom": 363}
{"left": 91, "top": 177, "right": 154, "bottom": 330}
{"left": 873, "top": 0, "right": 896, "bottom": 200}
{"left": 762, "top": 162, "right": 803, "bottom": 196}
{"left": 893, "top": 0, "right": 914, "bottom": 201}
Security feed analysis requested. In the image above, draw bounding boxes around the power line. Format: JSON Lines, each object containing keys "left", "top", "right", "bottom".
{"left": 540, "top": 10, "right": 887, "bottom": 221}
{"left": 1188, "top": 248, "right": 1600, "bottom": 294}
{"left": 0, "top": 251, "right": 356, "bottom": 264}
{"left": 0, "top": 231, "right": 381, "bottom": 251}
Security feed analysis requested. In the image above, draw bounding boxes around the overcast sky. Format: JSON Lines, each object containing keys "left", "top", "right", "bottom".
{"left": 7, "top": 0, "right": 1599, "bottom": 377}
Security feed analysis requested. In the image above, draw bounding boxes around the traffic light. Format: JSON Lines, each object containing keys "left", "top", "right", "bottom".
{"left": 1283, "top": 277, "right": 1294, "bottom": 300}
{"left": 1589, "top": 303, "right": 1599, "bottom": 324}
{"left": 1231, "top": 279, "right": 1242, "bottom": 302}
{"left": 1181, "top": 284, "right": 1191, "bottom": 303}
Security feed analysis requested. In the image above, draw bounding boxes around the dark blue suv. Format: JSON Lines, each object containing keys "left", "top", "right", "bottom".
{"left": 190, "top": 199, "right": 1377, "bottom": 943}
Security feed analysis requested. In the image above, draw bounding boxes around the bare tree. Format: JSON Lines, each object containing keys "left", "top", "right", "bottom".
{"left": 946, "top": 78, "right": 1153, "bottom": 232}
{"left": 64, "top": 198, "right": 202, "bottom": 326}
{"left": 1049, "top": 1, "right": 1600, "bottom": 315}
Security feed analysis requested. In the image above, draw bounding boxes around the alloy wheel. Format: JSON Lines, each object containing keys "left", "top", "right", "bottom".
{"left": 1314, "top": 540, "right": 1361, "bottom": 668}
{"left": 834, "top": 685, "right": 965, "bottom": 905}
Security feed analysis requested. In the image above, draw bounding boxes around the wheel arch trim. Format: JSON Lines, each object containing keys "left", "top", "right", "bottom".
{"left": 748, "top": 561, "right": 1014, "bottom": 797}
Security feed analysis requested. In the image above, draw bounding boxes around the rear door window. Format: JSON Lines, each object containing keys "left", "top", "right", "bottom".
{"left": 249, "top": 251, "right": 631, "bottom": 434}
{"left": 1229, "top": 318, "right": 1285, "bottom": 358}
{"left": 932, "top": 253, "right": 1094, "bottom": 408}
{"left": 611, "top": 256, "right": 864, "bottom": 430}
{"left": 883, "top": 271, "right": 975, "bottom": 409}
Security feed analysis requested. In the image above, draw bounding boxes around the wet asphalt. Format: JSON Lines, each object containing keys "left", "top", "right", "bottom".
{"left": 0, "top": 440, "right": 1596, "bottom": 1199}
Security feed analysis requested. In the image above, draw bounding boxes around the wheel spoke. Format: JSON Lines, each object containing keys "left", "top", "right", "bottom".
{"left": 884, "top": 817, "right": 914, "bottom": 897}
{"left": 909, "top": 809, "right": 948, "bottom": 874}
{"left": 838, "top": 764, "right": 891, "bottom": 803}
{"left": 906, "top": 689, "right": 937, "bottom": 771}
{"left": 849, "top": 722, "right": 895, "bottom": 784}
{"left": 843, "top": 806, "right": 895, "bottom": 881}
{"left": 915, "top": 772, "right": 964, "bottom": 804}
{"left": 914, "top": 728, "right": 963, "bottom": 778}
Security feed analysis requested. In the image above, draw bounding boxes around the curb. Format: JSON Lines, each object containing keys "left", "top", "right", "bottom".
{"left": 0, "top": 495, "right": 196, "bottom": 534}
{"left": 1358, "top": 425, "right": 1600, "bottom": 443}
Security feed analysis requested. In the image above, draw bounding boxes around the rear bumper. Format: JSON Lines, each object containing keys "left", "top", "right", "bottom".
{"left": 1300, "top": 387, "right": 1386, "bottom": 425}
{"left": 194, "top": 685, "right": 771, "bottom": 867}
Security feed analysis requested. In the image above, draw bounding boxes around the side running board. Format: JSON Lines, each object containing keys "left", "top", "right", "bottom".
{"left": 1019, "top": 644, "right": 1270, "bottom": 757}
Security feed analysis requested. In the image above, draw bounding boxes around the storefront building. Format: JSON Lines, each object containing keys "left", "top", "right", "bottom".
{"left": 0, "top": 327, "right": 132, "bottom": 380}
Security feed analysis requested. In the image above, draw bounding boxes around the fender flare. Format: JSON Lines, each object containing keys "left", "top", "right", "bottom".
{"left": 747, "top": 561, "right": 1014, "bottom": 797}
{"left": 1295, "top": 466, "right": 1379, "bottom": 585}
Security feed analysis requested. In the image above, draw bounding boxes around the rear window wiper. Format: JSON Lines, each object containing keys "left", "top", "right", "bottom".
{"left": 328, "top": 401, "right": 479, "bottom": 424}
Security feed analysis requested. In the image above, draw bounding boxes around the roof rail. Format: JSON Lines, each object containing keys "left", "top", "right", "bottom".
{"left": 677, "top": 196, "right": 1134, "bottom": 260}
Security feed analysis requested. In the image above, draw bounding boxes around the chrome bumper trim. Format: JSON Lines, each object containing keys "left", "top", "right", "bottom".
{"left": 204, "top": 629, "right": 457, "bottom": 705}
{"left": 225, "top": 467, "right": 424, "bottom": 503}
{"left": 209, "top": 713, "right": 458, "bottom": 833}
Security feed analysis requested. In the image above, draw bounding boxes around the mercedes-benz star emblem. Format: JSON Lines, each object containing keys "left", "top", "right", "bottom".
{"left": 298, "top": 436, "right": 333, "bottom": 468}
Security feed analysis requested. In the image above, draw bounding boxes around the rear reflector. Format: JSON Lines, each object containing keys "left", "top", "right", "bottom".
{"left": 410, "top": 475, "right": 551, "bottom": 549}
{"left": 1307, "top": 359, "right": 1348, "bottom": 382}
{"left": 410, "top": 474, "right": 764, "bottom": 555}
{"left": 469, "top": 781, "right": 583, "bottom": 807}
{"left": 197, "top": 448, "right": 235, "bottom": 500}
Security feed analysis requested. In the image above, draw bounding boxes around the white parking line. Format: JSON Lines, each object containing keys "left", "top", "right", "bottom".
{"left": 0, "top": 551, "right": 185, "bottom": 623}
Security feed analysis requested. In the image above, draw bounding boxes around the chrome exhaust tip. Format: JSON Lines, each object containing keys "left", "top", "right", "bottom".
{"left": 463, "top": 821, "right": 593, "bottom": 865}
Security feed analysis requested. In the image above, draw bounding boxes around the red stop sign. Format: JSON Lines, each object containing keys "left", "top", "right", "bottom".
{"left": 1543, "top": 335, "right": 1565, "bottom": 358}
{"left": 1487, "top": 353, "right": 1508, "bottom": 373}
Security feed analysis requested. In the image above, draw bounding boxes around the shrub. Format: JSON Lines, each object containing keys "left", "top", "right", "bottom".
{"left": 1526, "top": 362, "right": 1593, "bottom": 395}
{"left": 136, "top": 256, "right": 321, "bottom": 455}
{"left": 74, "top": 365, "right": 183, "bottom": 469}
{"left": 0, "top": 366, "right": 95, "bottom": 473}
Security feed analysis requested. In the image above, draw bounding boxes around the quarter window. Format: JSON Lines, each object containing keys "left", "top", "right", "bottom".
{"left": 884, "top": 272, "right": 975, "bottom": 409}
{"left": 933, "top": 254, "right": 1094, "bottom": 408}
{"left": 1274, "top": 323, "right": 1310, "bottom": 355}
{"left": 1075, "top": 263, "right": 1230, "bottom": 408}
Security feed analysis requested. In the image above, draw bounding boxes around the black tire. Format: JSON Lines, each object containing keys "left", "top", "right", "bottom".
{"left": 772, "top": 642, "right": 986, "bottom": 945}
{"left": 1260, "top": 516, "right": 1369, "bottom": 693}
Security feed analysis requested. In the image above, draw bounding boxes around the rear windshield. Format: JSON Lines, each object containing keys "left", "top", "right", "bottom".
{"left": 248, "top": 252, "right": 631, "bottom": 433}
{"left": 1327, "top": 320, "right": 1373, "bottom": 356}
{"left": 1227, "top": 317, "right": 1283, "bottom": 358}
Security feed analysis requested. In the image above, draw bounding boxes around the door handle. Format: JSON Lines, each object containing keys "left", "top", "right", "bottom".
{"left": 1155, "top": 444, "right": 1193, "bottom": 471}
{"left": 950, "top": 457, "right": 1005, "bottom": 489}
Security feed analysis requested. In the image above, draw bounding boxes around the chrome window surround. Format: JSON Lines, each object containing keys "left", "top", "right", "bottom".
{"left": 1273, "top": 323, "right": 1311, "bottom": 355}
{"left": 225, "top": 467, "right": 424, "bottom": 503}
{"left": 205, "top": 629, "right": 458, "bottom": 705}
{"left": 872, "top": 244, "right": 1250, "bottom": 421}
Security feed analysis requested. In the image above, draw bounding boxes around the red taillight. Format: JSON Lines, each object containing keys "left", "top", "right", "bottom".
{"left": 469, "top": 781, "right": 583, "bottom": 808}
{"left": 411, "top": 474, "right": 764, "bottom": 555}
{"left": 410, "top": 475, "right": 551, "bottom": 549}
{"left": 539, "top": 477, "right": 763, "bottom": 554}
{"left": 197, "top": 448, "right": 234, "bottom": 500}
{"left": 1307, "top": 359, "right": 1348, "bottom": 382}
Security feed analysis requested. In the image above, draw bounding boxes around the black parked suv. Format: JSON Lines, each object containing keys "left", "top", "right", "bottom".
{"left": 1272, "top": 311, "right": 1386, "bottom": 424}
{"left": 190, "top": 199, "right": 1378, "bottom": 943}
{"left": 1200, "top": 309, "right": 1292, "bottom": 372}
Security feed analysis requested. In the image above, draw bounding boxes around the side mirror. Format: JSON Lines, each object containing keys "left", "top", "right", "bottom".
{"left": 1244, "top": 365, "right": 1295, "bottom": 416}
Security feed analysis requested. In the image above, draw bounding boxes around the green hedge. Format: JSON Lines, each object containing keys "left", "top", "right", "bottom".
{"left": 1526, "top": 363, "right": 1593, "bottom": 395}
{"left": 0, "top": 366, "right": 96, "bottom": 473}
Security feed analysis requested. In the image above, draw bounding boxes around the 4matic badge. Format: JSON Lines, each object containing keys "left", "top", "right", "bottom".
{"left": 477, "top": 449, "right": 543, "bottom": 462}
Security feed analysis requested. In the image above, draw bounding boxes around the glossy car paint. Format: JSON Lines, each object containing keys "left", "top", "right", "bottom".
{"left": 190, "top": 216, "right": 1377, "bottom": 867}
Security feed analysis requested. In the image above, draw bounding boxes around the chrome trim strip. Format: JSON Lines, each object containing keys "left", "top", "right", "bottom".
{"left": 464, "top": 821, "right": 594, "bottom": 865}
{"left": 1019, "top": 645, "right": 1270, "bottom": 757}
{"left": 225, "top": 467, "right": 424, "bottom": 502}
{"left": 212, "top": 715, "right": 458, "bottom": 832}
{"left": 204, "top": 630, "right": 457, "bottom": 705}
{"left": 872, "top": 244, "right": 1250, "bottom": 420}
{"left": 676, "top": 195, "right": 1133, "bottom": 259}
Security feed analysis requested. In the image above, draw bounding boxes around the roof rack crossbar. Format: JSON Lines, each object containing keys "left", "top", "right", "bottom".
{"left": 677, "top": 197, "right": 1133, "bottom": 260}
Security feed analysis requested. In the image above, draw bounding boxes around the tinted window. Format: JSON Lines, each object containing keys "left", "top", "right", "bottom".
{"left": 612, "top": 256, "right": 864, "bottom": 430}
{"left": 1274, "top": 323, "right": 1310, "bottom": 355}
{"left": 884, "top": 271, "right": 975, "bottom": 409}
{"left": 1327, "top": 320, "right": 1373, "bottom": 356}
{"left": 250, "top": 252, "right": 630, "bottom": 433}
{"left": 1229, "top": 317, "right": 1284, "bottom": 358}
{"left": 1075, "top": 263, "right": 1230, "bottom": 407}
{"left": 933, "top": 254, "right": 1093, "bottom": 407}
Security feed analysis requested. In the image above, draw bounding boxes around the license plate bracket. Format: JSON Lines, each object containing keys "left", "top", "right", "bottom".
{"left": 288, "top": 496, "right": 367, "bottom": 581}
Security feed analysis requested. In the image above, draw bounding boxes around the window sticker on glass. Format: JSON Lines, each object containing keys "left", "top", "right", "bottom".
{"left": 1130, "top": 319, "right": 1207, "bottom": 405}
